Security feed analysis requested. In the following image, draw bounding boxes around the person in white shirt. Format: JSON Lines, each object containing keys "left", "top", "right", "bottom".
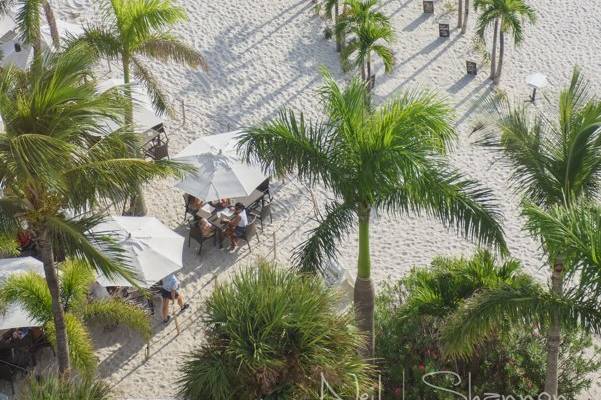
{"left": 225, "top": 202, "right": 248, "bottom": 250}
{"left": 160, "top": 273, "right": 189, "bottom": 323}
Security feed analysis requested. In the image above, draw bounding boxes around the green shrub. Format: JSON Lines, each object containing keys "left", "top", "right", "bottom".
{"left": 178, "top": 260, "right": 374, "bottom": 399}
{"left": 375, "top": 250, "right": 601, "bottom": 399}
{"left": 18, "top": 376, "right": 111, "bottom": 400}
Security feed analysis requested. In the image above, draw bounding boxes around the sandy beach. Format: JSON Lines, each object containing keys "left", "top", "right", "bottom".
{"left": 21, "top": 0, "right": 601, "bottom": 398}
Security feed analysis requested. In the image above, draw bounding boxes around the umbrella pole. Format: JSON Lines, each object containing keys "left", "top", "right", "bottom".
{"left": 145, "top": 341, "right": 150, "bottom": 361}
{"left": 172, "top": 299, "right": 180, "bottom": 335}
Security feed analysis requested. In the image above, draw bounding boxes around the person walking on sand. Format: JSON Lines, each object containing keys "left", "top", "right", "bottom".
{"left": 160, "top": 273, "right": 189, "bottom": 323}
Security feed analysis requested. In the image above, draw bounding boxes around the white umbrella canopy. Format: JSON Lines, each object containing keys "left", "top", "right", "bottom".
{"left": 0, "top": 257, "right": 45, "bottom": 330}
{"left": 174, "top": 130, "right": 268, "bottom": 201}
{"left": 174, "top": 153, "right": 267, "bottom": 200}
{"left": 175, "top": 130, "right": 242, "bottom": 159}
{"left": 526, "top": 72, "right": 548, "bottom": 89}
{"left": 93, "top": 216, "right": 184, "bottom": 288}
{"left": 96, "top": 78, "right": 163, "bottom": 135}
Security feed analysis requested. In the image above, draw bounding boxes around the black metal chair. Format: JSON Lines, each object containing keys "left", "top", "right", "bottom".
{"left": 250, "top": 201, "right": 272, "bottom": 231}
{"left": 188, "top": 223, "right": 216, "bottom": 257}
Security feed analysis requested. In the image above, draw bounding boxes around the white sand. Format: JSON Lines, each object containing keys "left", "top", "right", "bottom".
{"left": 12, "top": 0, "right": 601, "bottom": 398}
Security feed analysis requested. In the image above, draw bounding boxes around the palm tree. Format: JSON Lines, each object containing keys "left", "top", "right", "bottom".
{"left": 0, "top": 44, "right": 182, "bottom": 376}
{"left": 239, "top": 70, "right": 507, "bottom": 359}
{"left": 336, "top": 0, "right": 394, "bottom": 87}
{"left": 322, "top": 0, "right": 343, "bottom": 52}
{"left": 78, "top": 0, "right": 207, "bottom": 215}
{"left": 0, "top": 258, "right": 151, "bottom": 375}
{"left": 178, "top": 261, "right": 373, "bottom": 399}
{"left": 461, "top": 0, "right": 470, "bottom": 34}
{"left": 474, "top": 0, "right": 536, "bottom": 84}
{"left": 472, "top": 68, "right": 601, "bottom": 397}
{"left": 1, "top": 0, "right": 60, "bottom": 57}
{"left": 442, "top": 202, "right": 601, "bottom": 398}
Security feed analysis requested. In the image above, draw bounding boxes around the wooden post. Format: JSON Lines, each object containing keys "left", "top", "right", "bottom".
{"left": 145, "top": 342, "right": 150, "bottom": 361}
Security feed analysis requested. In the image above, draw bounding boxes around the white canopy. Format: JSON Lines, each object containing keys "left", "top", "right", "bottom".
{"left": 526, "top": 72, "right": 548, "bottom": 89}
{"left": 0, "top": 257, "right": 44, "bottom": 330}
{"left": 93, "top": 216, "right": 184, "bottom": 288}
{"left": 174, "top": 131, "right": 268, "bottom": 201}
{"left": 96, "top": 78, "right": 163, "bottom": 135}
{"left": 0, "top": 19, "right": 84, "bottom": 69}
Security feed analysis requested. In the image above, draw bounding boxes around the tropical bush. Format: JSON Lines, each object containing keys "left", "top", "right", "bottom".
{"left": 375, "top": 251, "right": 601, "bottom": 399}
{"left": 18, "top": 376, "right": 112, "bottom": 400}
{"left": 178, "top": 261, "right": 374, "bottom": 399}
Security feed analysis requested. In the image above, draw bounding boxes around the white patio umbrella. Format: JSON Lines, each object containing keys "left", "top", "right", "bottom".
{"left": 93, "top": 216, "right": 184, "bottom": 288}
{"left": 526, "top": 72, "right": 548, "bottom": 102}
{"left": 174, "top": 152, "right": 267, "bottom": 201}
{"left": 175, "top": 130, "right": 242, "bottom": 159}
{"left": 0, "top": 257, "right": 45, "bottom": 330}
{"left": 96, "top": 78, "right": 163, "bottom": 135}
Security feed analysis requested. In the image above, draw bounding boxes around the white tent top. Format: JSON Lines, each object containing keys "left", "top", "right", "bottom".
{"left": 93, "top": 216, "right": 184, "bottom": 288}
{"left": 96, "top": 78, "right": 163, "bottom": 135}
{"left": 0, "top": 257, "right": 44, "bottom": 330}
{"left": 173, "top": 131, "right": 268, "bottom": 201}
{"left": 0, "top": 18, "right": 84, "bottom": 69}
{"left": 526, "top": 72, "right": 548, "bottom": 89}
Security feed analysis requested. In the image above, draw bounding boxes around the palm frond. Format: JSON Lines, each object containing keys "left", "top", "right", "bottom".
{"left": 131, "top": 55, "right": 172, "bottom": 116}
{"left": 46, "top": 313, "right": 97, "bottom": 377}
{"left": 136, "top": 34, "right": 207, "bottom": 70}
{"left": 292, "top": 201, "right": 357, "bottom": 274}
{"left": 0, "top": 271, "right": 52, "bottom": 324}
{"left": 60, "top": 259, "right": 95, "bottom": 312}
{"left": 82, "top": 298, "right": 151, "bottom": 340}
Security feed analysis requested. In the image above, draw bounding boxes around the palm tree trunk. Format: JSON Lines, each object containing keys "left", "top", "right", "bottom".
{"left": 489, "top": 18, "right": 499, "bottom": 80}
{"left": 544, "top": 260, "right": 563, "bottom": 398}
{"left": 354, "top": 205, "right": 374, "bottom": 360}
{"left": 457, "top": 0, "right": 463, "bottom": 29}
{"left": 122, "top": 54, "right": 148, "bottom": 216}
{"left": 366, "top": 52, "right": 372, "bottom": 89}
{"left": 38, "top": 229, "right": 70, "bottom": 377}
{"left": 42, "top": 1, "right": 60, "bottom": 49}
{"left": 494, "top": 29, "right": 504, "bottom": 85}
{"left": 335, "top": 1, "right": 341, "bottom": 52}
{"left": 461, "top": 0, "right": 469, "bottom": 34}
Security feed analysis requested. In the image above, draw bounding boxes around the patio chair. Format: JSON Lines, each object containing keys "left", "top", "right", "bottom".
{"left": 182, "top": 194, "right": 197, "bottom": 222}
{"left": 188, "top": 223, "right": 216, "bottom": 257}
{"left": 237, "top": 217, "right": 259, "bottom": 252}
{"left": 250, "top": 201, "right": 272, "bottom": 231}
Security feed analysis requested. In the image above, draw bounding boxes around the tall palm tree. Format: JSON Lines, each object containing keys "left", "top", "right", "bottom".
{"left": 474, "top": 0, "right": 536, "bottom": 84}
{"left": 78, "top": 0, "right": 207, "bottom": 215}
{"left": 461, "top": 0, "right": 470, "bottom": 34}
{"left": 473, "top": 68, "right": 601, "bottom": 397}
{"left": 0, "top": 44, "right": 182, "bottom": 376}
{"left": 336, "top": 0, "right": 394, "bottom": 87}
{"left": 1, "top": 0, "right": 60, "bottom": 57}
{"left": 322, "top": 0, "right": 343, "bottom": 52}
{"left": 442, "top": 202, "right": 601, "bottom": 397}
{"left": 239, "top": 70, "right": 507, "bottom": 359}
{"left": 0, "top": 258, "right": 151, "bottom": 376}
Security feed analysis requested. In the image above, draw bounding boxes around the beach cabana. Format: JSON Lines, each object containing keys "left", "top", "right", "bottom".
{"left": 92, "top": 216, "right": 184, "bottom": 288}
{"left": 0, "top": 19, "right": 84, "bottom": 69}
{"left": 0, "top": 257, "right": 44, "bottom": 331}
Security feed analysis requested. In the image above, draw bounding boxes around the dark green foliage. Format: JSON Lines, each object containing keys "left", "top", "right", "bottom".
{"left": 178, "top": 261, "right": 374, "bottom": 399}
{"left": 18, "top": 376, "right": 112, "bottom": 400}
{"left": 375, "top": 251, "right": 601, "bottom": 399}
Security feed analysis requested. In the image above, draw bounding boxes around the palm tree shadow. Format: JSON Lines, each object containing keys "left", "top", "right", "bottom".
{"left": 455, "top": 80, "right": 494, "bottom": 126}
{"left": 403, "top": 13, "right": 432, "bottom": 32}
{"left": 447, "top": 74, "right": 477, "bottom": 94}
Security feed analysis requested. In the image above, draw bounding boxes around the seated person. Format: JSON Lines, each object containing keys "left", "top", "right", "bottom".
{"left": 224, "top": 203, "right": 248, "bottom": 250}
{"left": 209, "top": 198, "right": 230, "bottom": 211}
{"left": 12, "top": 327, "right": 30, "bottom": 340}
{"left": 197, "top": 217, "right": 216, "bottom": 237}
